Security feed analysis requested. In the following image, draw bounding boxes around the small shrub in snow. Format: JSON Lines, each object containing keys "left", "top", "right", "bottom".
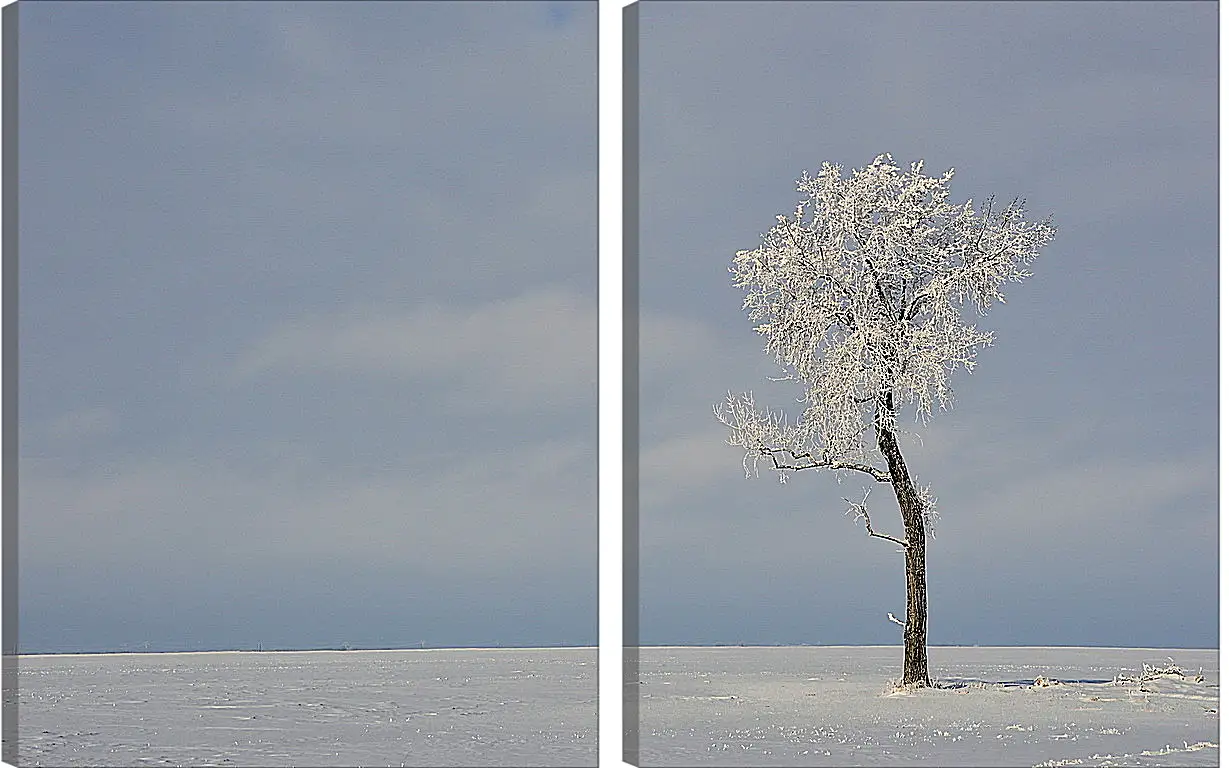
{"left": 1114, "top": 659, "right": 1202, "bottom": 687}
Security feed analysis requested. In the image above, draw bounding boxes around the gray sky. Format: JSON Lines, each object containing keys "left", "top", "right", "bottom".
{"left": 637, "top": 1, "right": 1217, "bottom": 648}
{"left": 13, "top": 1, "right": 1219, "bottom": 656}
{"left": 18, "top": 1, "right": 596, "bottom": 653}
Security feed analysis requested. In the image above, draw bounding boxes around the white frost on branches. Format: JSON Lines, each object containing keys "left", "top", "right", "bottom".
{"left": 840, "top": 485, "right": 940, "bottom": 547}
{"left": 715, "top": 154, "right": 1055, "bottom": 511}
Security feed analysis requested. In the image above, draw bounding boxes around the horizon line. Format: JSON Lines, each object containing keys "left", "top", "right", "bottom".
{"left": 14, "top": 642, "right": 1216, "bottom": 658}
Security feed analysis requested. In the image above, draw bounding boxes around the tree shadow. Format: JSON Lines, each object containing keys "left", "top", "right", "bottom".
{"left": 936, "top": 677, "right": 1115, "bottom": 689}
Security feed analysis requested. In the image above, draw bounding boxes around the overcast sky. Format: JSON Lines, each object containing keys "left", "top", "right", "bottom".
{"left": 18, "top": 1, "right": 596, "bottom": 653}
{"left": 13, "top": 1, "right": 1219, "bottom": 656}
{"left": 636, "top": 1, "right": 1217, "bottom": 649}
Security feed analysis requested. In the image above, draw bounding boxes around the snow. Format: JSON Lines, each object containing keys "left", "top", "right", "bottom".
{"left": 13, "top": 645, "right": 1217, "bottom": 766}
{"left": 14, "top": 647, "right": 596, "bottom": 767}
{"left": 635, "top": 646, "right": 1217, "bottom": 766}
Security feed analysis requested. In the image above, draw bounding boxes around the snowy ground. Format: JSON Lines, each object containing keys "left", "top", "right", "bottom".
{"left": 12, "top": 645, "right": 1216, "bottom": 767}
{"left": 13, "top": 647, "right": 596, "bottom": 767}
{"left": 634, "top": 646, "right": 1218, "bottom": 766}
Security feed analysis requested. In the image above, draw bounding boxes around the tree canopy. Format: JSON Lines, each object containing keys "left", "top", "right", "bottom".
{"left": 716, "top": 154, "right": 1057, "bottom": 493}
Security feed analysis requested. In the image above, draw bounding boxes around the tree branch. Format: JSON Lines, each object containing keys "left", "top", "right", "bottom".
{"left": 759, "top": 446, "right": 891, "bottom": 482}
{"left": 862, "top": 519, "right": 910, "bottom": 549}
{"left": 844, "top": 489, "right": 910, "bottom": 550}
{"left": 976, "top": 196, "right": 994, "bottom": 250}
{"left": 904, "top": 290, "right": 929, "bottom": 322}
{"left": 784, "top": 216, "right": 808, "bottom": 258}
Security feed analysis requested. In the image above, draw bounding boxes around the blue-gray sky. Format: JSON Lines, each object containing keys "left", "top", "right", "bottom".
{"left": 637, "top": 1, "right": 1217, "bottom": 649}
{"left": 18, "top": 1, "right": 596, "bottom": 653}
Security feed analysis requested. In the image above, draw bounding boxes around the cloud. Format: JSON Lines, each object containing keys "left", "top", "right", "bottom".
{"left": 639, "top": 426, "right": 738, "bottom": 509}
{"left": 637, "top": 2, "right": 1213, "bottom": 248}
{"left": 938, "top": 453, "right": 1216, "bottom": 559}
{"left": 153, "top": 4, "right": 595, "bottom": 155}
{"left": 99, "top": 5, "right": 597, "bottom": 300}
{"left": 639, "top": 309, "right": 721, "bottom": 386}
{"left": 228, "top": 286, "right": 596, "bottom": 413}
{"left": 638, "top": 308, "right": 775, "bottom": 405}
{"left": 19, "top": 434, "right": 595, "bottom": 581}
{"left": 44, "top": 406, "right": 118, "bottom": 444}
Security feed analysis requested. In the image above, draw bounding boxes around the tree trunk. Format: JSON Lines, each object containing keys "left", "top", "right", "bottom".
{"left": 876, "top": 394, "right": 931, "bottom": 687}
{"left": 901, "top": 510, "right": 929, "bottom": 686}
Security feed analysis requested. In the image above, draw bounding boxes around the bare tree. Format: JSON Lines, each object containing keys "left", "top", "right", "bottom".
{"left": 715, "top": 154, "right": 1056, "bottom": 686}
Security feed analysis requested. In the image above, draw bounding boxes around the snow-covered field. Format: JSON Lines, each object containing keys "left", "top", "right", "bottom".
{"left": 13, "top": 645, "right": 1217, "bottom": 767}
{"left": 635, "top": 646, "right": 1218, "bottom": 766}
{"left": 14, "top": 647, "right": 596, "bottom": 767}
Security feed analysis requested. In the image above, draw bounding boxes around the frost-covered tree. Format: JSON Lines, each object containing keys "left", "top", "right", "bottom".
{"left": 715, "top": 154, "right": 1056, "bottom": 686}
